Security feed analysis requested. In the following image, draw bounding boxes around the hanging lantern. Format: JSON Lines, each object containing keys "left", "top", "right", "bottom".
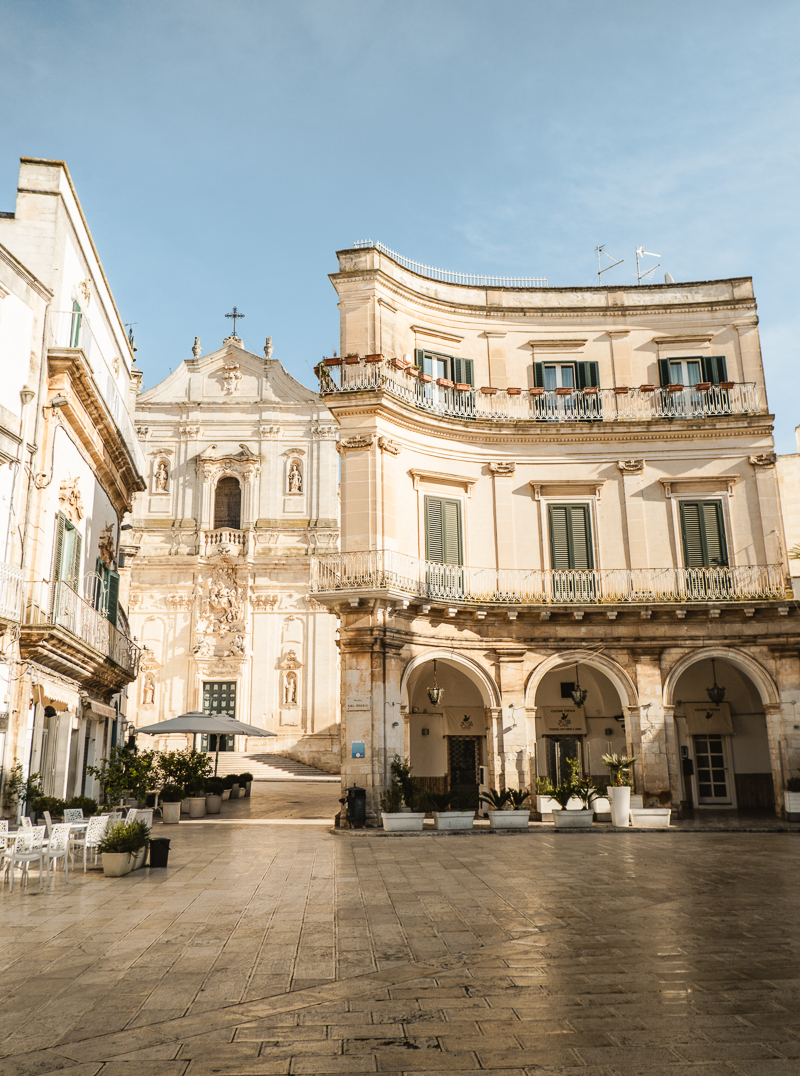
{"left": 706, "top": 658, "right": 726, "bottom": 704}
{"left": 427, "top": 659, "right": 444, "bottom": 706}
{"left": 571, "top": 662, "right": 588, "bottom": 708}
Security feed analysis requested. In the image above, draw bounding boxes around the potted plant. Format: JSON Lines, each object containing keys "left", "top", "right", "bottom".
{"left": 185, "top": 784, "right": 207, "bottom": 818}
{"left": 160, "top": 784, "right": 184, "bottom": 824}
{"left": 128, "top": 819, "right": 151, "bottom": 869}
{"left": 480, "top": 787, "right": 531, "bottom": 829}
{"left": 480, "top": 386, "right": 498, "bottom": 395}
{"left": 240, "top": 772, "right": 254, "bottom": 798}
{"left": 589, "top": 787, "right": 612, "bottom": 821}
{"left": 454, "top": 382, "right": 471, "bottom": 392}
{"left": 31, "top": 795, "right": 66, "bottom": 823}
{"left": 550, "top": 783, "right": 593, "bottom": 829}
{"left": 381, "top": 756, "right": 426, "bottom": 831}
{"left": 418, "top": 372, "right": 432, "bottom": 383}
{"left": 506, "top": 387, "right": 522, "bottom": 396}
{"left": 221, "top": 775, "right": 235, "bottom": 800}
{"left": 784, "top": 776, "right": 800, "bottom": 821}
{"left": 205, "top": 778, "right": 224, "bottom": 815}
{"left": 364, "top": 353, "right": 383, "bottom": 363}
{"left": 602, "top": 752, "right": 636, "bottom": 827}
{"left": 534, "top": 776, "right": 558, "bottom": 818}
{"left": 614, "top": 386, "right": 630, "bottom": 395}
{"left": 436, "top": 377, "right": 454, "bottom": 388}
{"left": 230, "top": 775, "right": 242, "bottom": 798}
{"left": 66, "top": 795, "right": 98, "bottom": 817}
{"left": 97, "top": 821, "right": 147, "bottom": 876}
{"left": 344, "top": 353, "right": 361, "bottom": 365}
{"left": 556, "top": 386, "right": 574, "bottom": 396}
{"left": 529, "top": 387, "right": 544, "bottom": 396}
{"left": 426, "top": 790, "right": 475, "bottom": 831}
{"left": 639, "top": 384, "right": 656, "bottom": 392}
{"left": 323, "top": 356, "right": 342, "bottom": 367}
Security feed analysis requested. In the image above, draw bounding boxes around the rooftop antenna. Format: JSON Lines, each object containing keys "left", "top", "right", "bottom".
{"left": 595, "top": 245, "right": 624, "bottom": 285}
{"left": 635, "top": 247, "right": 660, "bottom": 285}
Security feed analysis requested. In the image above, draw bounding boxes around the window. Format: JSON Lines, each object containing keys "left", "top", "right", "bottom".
{"left": 425, "top": 495, "right": 463, "bottom": 565}
{"left": 548, "top": 504, "right": 594, "bottom": 570}
{"left": 214, "top": 476, "right": 241, "bottom": 529}
{"left": 92, "top": 556, "right": 120, "bottom": 627}
{"left": 533, "top": 361, "right": 599, "bottom": 391}
{"left": 52, "top": 514, "right": 81, "bottom": 590}
{"left": 415, "top": 349, "right": 474, "bottom": 386}
{"left": 70, "top": 301, "right": 82, "bottom": 348}
{"left": 679, "top": 500, "right": 728, "bottom": 567}
{"left": 658, "top": 355, "right": 728, "bottom": 387}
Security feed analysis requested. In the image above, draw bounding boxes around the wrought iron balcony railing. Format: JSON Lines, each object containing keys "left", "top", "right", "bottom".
{"left": 25, "top": 581, "right": 140, "bottom": 676}
{"left": 311, "top": 549, "right": 787, "bottom": 606}
{"left": 0, "top": 561, "right": 24, "bottom": 622}
{"left": 316, "top": 358, "right": 762, "bottom": 422}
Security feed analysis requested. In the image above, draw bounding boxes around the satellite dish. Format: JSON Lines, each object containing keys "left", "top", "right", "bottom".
{"left": 664, "top": 272, "right": 675, "bottom": 284}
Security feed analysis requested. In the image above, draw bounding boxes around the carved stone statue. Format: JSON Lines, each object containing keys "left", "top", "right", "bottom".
{"left": 288, "top": 461, "right": 302, "bottom": 493}
{"left": 203, "top": 563, "right": 243, "bottom": 631}
{"left": 229, "top": 634, "right": 245, "bottom": 657}
{"left": 284, "top": 671, "right": 298, "bottom": 705}
{"left": 142, "top": 675, "right": 155, "bottom": 706}
{"left": 154, "top": 461, "right": 169, "bottom": 491}
{"left": 221, "top": 359, "right": 242, "bottom": 395}
{"left": 98, "top": 524, "right": 115, "bottom": 568}
{"left": 264, "top": 336, "right": 274, "bottom": 360}
{"left": 192, "top": 336, "right": 202, "bottom": 358}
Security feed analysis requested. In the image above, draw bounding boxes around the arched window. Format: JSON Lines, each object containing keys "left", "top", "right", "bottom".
{"left": 214, "top": 476, "right": 241, "bottom": 529}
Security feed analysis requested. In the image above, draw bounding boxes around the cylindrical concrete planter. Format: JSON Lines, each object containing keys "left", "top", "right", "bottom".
{"left": 187, "top": 797, "right": 206, "bottom": 818}
{"left": 230, "top": 784, "right": 241, "bottom": 799}
{"left": 102, "top": 852, "right": 132, "bottom": 877}
{"left": 221, "top": 789, "right": 231, "bottom": 801}
{"left": 609, "top": 786, "right": 631, "bottom": 827}
{"left": 433, "top": 811, "right": 474, "bottom": 831}
{"left": 162, "top": 801, "right": 182, "bottom": 824}
{"left": 245, "top": 781, "right": 252, "bottom": 798}
{"left": 205, "top": 794, "right": 222, "bottom": 815}
{"left": 488, "top": 809, "right": 530, "bottom": 830}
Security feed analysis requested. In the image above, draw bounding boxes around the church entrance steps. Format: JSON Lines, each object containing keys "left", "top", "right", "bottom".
{"left": 212, "top": 751, "right": 339, "bottom": 781}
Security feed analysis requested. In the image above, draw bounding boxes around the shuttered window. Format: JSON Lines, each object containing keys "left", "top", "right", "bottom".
{"left": 532, "top": 361, "right": 599, "bottom": 390}
{"left": 680, "top": 501, "right": 728, "bottom": 567}
{"left": 425, "top": 496, "right": 463, "bottom": 565}
{"left": 659, "top": 355, "right": 728, "bottom": 386}
{"left": 214, "top": 477, "right": 241, "bottom": 529}
{"left": 52, "top": 514, "right": 81, "bottom": 589}
{"left": 415, "top": 348, "right": 474, "bottom": 385}
{"left": 70, "top": 301, "right": 82, "bottom": 348}
{"left": 548, "top": 504, "right": 594, "bottom": 569}
{"left": 93, "top": 556, "right": 120, "bottom": 626}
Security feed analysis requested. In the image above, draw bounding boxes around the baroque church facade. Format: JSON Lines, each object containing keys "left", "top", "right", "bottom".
{"left": 126, "top": 334, "right": 340, "bottom": 770}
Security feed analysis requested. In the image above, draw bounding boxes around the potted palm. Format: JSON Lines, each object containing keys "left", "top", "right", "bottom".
{"left": 784, "top": 776, "right": 800, "bottom": 821}
{"left": 550, "top": 783, "right": 594, "bottom": 829}
{"left": 160, "top": 784, "right": 184, "bottom": 824}
{"left": 427, "top": 790, "right": 475, "bottom": 831}
{"left": 602, "top": 752, "right": 636, "bottom": 827}
{"left": 205, "top": 778, "right": 224, "bottom": 815}
{"left": 481, "top": 787, "right": 531, "bottom": 829}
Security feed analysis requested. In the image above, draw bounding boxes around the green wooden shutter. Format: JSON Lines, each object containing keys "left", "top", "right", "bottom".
{"left": 69, "top": 531, "right": 82, "bottom": 591}
{"left": 532, "top": 362, "right": 545, "bottom": 388}
{"left": 549, "top": 505, "right": 593, "bottom": 569}
{"left": 414, "top": 348, "right": 424, "bottom": 369}
{"left": 425, "top": 496, "right": 462, "bottom": 564}
{"left": 658, "top": 358, "right": 672, "bottom": 386}
{"left": 680, "top": 501, "right": 727, "bottom": 567}
{"left": 463, "top": 358, "right": 474, "bottom": 386}
{"left": 106, "top": 571, "right": 120, "bottom": 627}
{"left": 570, "top": 506, "right": 592, "bottom": 568}
{"left": 576, "top": 362, "right": 599, "bottom": 390}
{"left": 701, "top": 355, "right": 728, "bottom": 384}
{"left": 442, "top": 499, "right": 462, "bottom": 564}
{"left": 452, "top": 357, "right": 463, "bottom": 383}
{"left": 549, "top": 506, "right": 571, "bottom": 569}
{"left": 51, "top": 515, "right": 67, "bottom": 584}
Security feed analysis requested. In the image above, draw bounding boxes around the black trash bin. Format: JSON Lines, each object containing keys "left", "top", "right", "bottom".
{"left": 345, "top": 785, "right": 366, "bottom": 829}
{"left": 149, "top": 838, "right": 171, "bottom": 868}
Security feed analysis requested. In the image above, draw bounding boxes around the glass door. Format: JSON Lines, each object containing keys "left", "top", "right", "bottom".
{"left": 693, "top": 734, "right": 732, "bottom": 805}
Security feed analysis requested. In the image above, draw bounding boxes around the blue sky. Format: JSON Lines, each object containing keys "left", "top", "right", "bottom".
{"left": 2, "top": 0, "right": 798, "bottom": 450}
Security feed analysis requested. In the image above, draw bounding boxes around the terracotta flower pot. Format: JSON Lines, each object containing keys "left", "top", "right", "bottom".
{"left": 529, "top": 387, "right": 544, "bottom": 396}
{"left": 454, "top": 382, "right": 471, "bottom": 391}
{"left": 639, "top": 384, "right": 656, "bottom": 392}
{"left": 506, "top": 387, "right": 522, "bottom": 395}
{"left": 436, "top": 378, "right": 453, "bottom": 388}
{"left": 666, "top": 383, "right": 684, "bottom": 391}
{"left": 323, "top": 358, "right": 342, "bottom": 367}
{"left": 582, "top": 386, "right": 598, "bottom": 395}
{"left": 364, "top": 353, "right": 383, "bottom": 363}
{"left": 419, "top": 373, "right": 432, "bottom": 383}
{"left": 614, "top": 386, "right": 630, "bottom": 394}
{"left": 344, "top": 355, "right": 361, "bottom": 364}
{"left": 556, "top": 387, "right": 574, "bottom": 396}
{"left": 480, "top": 386, "right": 498, "bottom": 395}
{"left": 719, "top": 381, "right": 734, "bottom": 389}
{"left": 695, "top": 381, "right": 712, "bottom": 390}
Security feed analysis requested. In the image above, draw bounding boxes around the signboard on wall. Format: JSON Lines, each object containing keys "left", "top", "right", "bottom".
{"left": 541, "top": 706, "right": 588, "bottom": 735}
{"left": 684, "top": 702, "right": 733, "bottom": 735}
{"left": 346, "top": 695, "right": 370, "bottom": 711}
{"left": 351, "top": 741, "right": 365, "bottom": 758}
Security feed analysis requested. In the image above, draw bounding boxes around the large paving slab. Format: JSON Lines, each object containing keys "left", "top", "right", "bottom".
{"left": 1, "top": 815, "right": 799, "bottom": 1075}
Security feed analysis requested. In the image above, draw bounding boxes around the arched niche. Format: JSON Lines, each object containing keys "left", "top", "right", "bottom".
{"left": 214, "top": 475, "right": 242, "bottom": 529}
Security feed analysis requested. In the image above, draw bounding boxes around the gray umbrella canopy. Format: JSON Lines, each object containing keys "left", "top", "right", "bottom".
{"left": 135, "top": 711, "right": 275, "bottom": 737}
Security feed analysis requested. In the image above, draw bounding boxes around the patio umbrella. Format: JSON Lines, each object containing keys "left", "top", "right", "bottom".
{"left": 135, "top": 711, "right": 275, "bottom": 775}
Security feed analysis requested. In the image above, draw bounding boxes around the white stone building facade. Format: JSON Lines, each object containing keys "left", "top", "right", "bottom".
{"left": 127, "top": 336, "right": 340, "bottom": 770}
{"left": 312, "top": 243, "right": 796, "bottom": 819}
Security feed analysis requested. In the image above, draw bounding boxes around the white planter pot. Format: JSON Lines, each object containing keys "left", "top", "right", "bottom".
{"left": 244, "top": 781, "right": 252, "bottom": 798}
{"left": 205, "top": 794, "right": 222, "bottom": 815}
{"left": 433, "top": 811, "right": 474, "bottom": 831}
{"left": 590, "top": 796, "right": 611, "bottom": 821}
{"left": 187, "top": 797, "right": 206, "bottom": 818}
{"left": 162, "top": 801, "right": 182, "bottom": 824}
{"left": 382, "top": 811, "right": 425, "bottom": 832}
{"left": 630, "top": 807, "right": 671, "bottom": 829}
{"left": 552, "top": 809, "right": 594, "bottom": 829}
{"left": 488, "top": 809, "right": 530, "bottom": 829}
{"left": 536, "top": 795, "right": 558, "bottom": 817}
{"left": 784, "top": 791, "right": 800, "bottom": 821}
{"left": 231, "top": 784, "right": 241, "bottom": 799}
{"left": 102, "top": 852, "right": 132, "bottom": 877}
{"left": 609, "top": 786, "right": 631, "bottom": 827}
{"left": 221, "top": 789, "right": 231, "bottom": 801}
{"left": 132, "top": 846, "right": 147, "bottom": 870}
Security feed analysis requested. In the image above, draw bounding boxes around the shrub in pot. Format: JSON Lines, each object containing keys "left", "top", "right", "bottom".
{"left": 550, "top": 783, "right": 593, "bottom": 829}
{"left": 97, "top": 820, "right": 149, "bottom": 876}
{"left": 229, "top": 774, "right": 242, "bottom": 798}
{"left": 426, "top": 789, "right": 474, "bottom": 831}
{"left": 602, "top": 752, "right": 636, "bottom": 827}
{"left": 381, "top": 756, "right": 425, "bottom": 831}
{"left": 239, "top": 771, "right": 254, "bottom": 797}
{"left": 185, "top": 785, "right": 207, "bottom": 818}
{"left": 160, "top": 783, "right": 184, "bottom": 825}
{"left": 31, "top": 795, "right": 66, "bottom": 821}
{"left": 221, "top": 775, "right": 236, "bottom": 801}
{"left": 205, "top": 778, "right": 224, "bottom": 815}
{"left": 481, "top": 787, "right": 531, "bottom": 829}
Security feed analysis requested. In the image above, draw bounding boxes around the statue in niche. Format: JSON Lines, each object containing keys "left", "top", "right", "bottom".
{"left": 142, "top": 675, "right": 155, "bottom": 706}
{"left": 284, "top": 671, "right": 298, "bottom": 705}
{"left": 288, "top": 461, "right": 302, "bottom": 493}
{"left": 154, "top": 461, "right": 169, "bottom": 491}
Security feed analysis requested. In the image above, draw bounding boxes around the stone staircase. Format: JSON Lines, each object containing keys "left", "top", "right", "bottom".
{"left": 212, "top": 752, "right": 339, "bottom": 782}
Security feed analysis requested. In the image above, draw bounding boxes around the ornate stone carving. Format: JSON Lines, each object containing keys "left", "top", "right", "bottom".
{"left": 259, "top": 425, "right": 281, "bottom": 439}
{"left": 201, "top": 561, "right": 244, "bottom": 634}
{"left": 112, "top": 357, "right": 120, "bottom": 377}
{"left": 749, "top": 453, "right": 777, "bottom": 467}
{"left": 179, "top": 424, "right": 201, "bottom": 439}
{"left": 264, "top": 337, "right": 274, "bottom": 359}
{"left": 129, "top": 591, "right": 143, "bottom": 609}
{"left": 78, "top": 279, "right": 91, "bottom": 305}
{"left": 141, "top": 673, "right": 156, "bottom": 708}
{"left": 488, "top": 461, "right": 515, "bottom": 475}
{"left": 154, "top": 460, "right": 169, "bottom": 491}
{"left": 338, "top": 435, "right": 373, "bottom": 452}
{"left": 98, "top": 524, "right": 115, "bottom": 568}
{"left": 311, "top": 425, "right": 338, "bottom": 440}
{"left": 136, "top": 426, "right": 148, "bottom": 441}
{"left": 280, "top": 650, "right": 302, "bottom": 709}
{"left": 192, "top": 637, "right": 212, "bottom": 658}
{"left": 304, "top": 595, "right": 328, "bottom": 612}
{"left": 220, "top": 359, "right": 242, "bottom": 395}
{"left": 378, "top": 437, "right": 401, "bottom": 456}
{"left": 288, "top": 460, "right": 303, "bottom": 493}
{"left": 252, "top": 593, "right": 280, "bottom": 610}
{"left": 166, "top": 593, "right": 193, "bottom": 610}
{"left": 617, "top": 459, "right": 645, "bottom": 474}
{"left": 228, "top": 634, "right": 246, "bottom": 657}
{"left": 192, "top": 336, "right": 202, "bottom": 358}
{"left": 59, "top": 477, "right": 83, "bottom": 521}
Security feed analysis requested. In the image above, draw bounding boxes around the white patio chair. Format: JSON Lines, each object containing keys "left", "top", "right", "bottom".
{"left": 64, "top": 808, "right": 84, "bottom": 823}
{"left": 73, "top": 813, "right": 110, "bottom": 872}
{"left": 131, "top": 808, "right": 153, "bottom": 832}
{"left": 0, "top": 820, "right": 9, "bottom": 882}
{"left": 124, "top": 808, "right": 137, "bottom": 823}
{"left": 7, "top": 825, "right": 46, "bottom": 893}
{"left": 44, "top": 823, "right": 72, "bottom": 885}
{"left": 43, "top": 810, "right": 54, "bottom": 837}
{"left": 20, "top": 816, "right": 32, "bottom": 828}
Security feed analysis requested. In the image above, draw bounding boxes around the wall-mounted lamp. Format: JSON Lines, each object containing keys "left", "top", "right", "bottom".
{"left": 48, "top": 395, "right": 69, "bottom": 412}
{"left": 421, "top": 728, "right": 430, "bottom": 736}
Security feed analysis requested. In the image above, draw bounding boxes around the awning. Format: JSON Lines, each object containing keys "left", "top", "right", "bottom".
{"left": 31, "top": 679, "right": 81, "bottom": 712}
{"left": 443, "top": 707, "right": 488, "bottom": 736}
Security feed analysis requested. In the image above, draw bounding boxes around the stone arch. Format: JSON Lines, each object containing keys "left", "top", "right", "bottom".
{"left": 400, "top": 649, "right": 501, "bottom": 710}
{"left": 524, "top": 650, "right": 639, "bottom": 710}
{"left": 663, "top": 647, "right": 779, "bottom": 709}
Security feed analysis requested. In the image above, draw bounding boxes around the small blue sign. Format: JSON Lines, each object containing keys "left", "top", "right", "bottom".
{"left": 351, "top": 741, "right": 365, "bottom": 758}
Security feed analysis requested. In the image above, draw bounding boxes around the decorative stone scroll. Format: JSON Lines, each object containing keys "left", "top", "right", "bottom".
{"left": 488, "top": 461, "right": 515, "bottom": 475}
{"left": 378, "top": 437, "right": 401, "bottom": 456}
{"left": 338, "top": 435, "right": 374, "bottom": 452}
{"left": 252, "top": 593, "right": 280, "bottom": 610}
{"left": 617, "top": 459, "right": 645, "bottom": 474}
{"left": 749, "top": 453, "right": 777, "bottom": 467}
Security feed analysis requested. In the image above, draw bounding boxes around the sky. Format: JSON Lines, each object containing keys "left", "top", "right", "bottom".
{"left": 1, "top": 0, "right": 798, "bottom": 450}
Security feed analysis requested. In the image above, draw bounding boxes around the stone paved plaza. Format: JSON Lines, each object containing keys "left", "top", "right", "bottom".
{"left": 2, "top": 790, "right": 800, "bottom": 1075}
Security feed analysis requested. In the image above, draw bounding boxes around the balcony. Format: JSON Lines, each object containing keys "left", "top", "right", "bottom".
{"left": 20, "top": 581, "right": 141, "bottom": 695}
{"left": 0, "top": 561, "right": 24, "bottom": 622}
{"left": 311, "top": 550, "right": 788, "bottom": 608}
{"left": 317, "top": 358, "right": 762, "bottom": 423}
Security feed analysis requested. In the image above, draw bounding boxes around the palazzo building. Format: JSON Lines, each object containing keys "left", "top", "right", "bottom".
{"left": 126, "top": 335, "right": 340, "bottom": 770}
{"left": 312, "top": 242, "right": 796, "bottom": 820}
{"left": 0, "top": 158, "right": 144, "bottom": 808}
